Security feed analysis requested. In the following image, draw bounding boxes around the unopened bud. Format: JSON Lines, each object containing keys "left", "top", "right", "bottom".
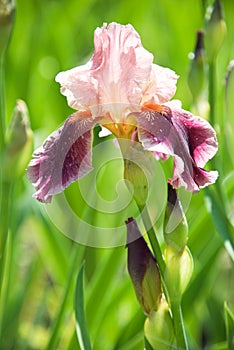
{"left": 0, "top": 0, "right": 15, "bottom": 57}
{"left": 144, "top": 299, "right": 175, "bottom": 350}
{"left": 3, "top": 100, "right": 33, "bottom": 182}
{"left": 188, "top": 30, "right": 206, "bottom": 103}
{"left": 164, "top": 184, "right": 188, "bottom": 253}
{"left": 126, "top": 217, "right": 162, "bottom": 315}
{"left": 164, "top": 245, "right": 193, "bottom": 303}
{"left": 205, "top": 0, "right": 226, "bottom": 62}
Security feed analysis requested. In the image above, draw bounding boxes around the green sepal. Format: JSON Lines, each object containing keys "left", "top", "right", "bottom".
{"left": 164, "top": 246, "right": 193, "bottom": 302}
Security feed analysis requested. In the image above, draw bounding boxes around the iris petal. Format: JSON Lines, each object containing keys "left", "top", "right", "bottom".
{"left": 142, "top": 64, "right": 179, "bottom": 105}
{"left": 134, "top": 106, "right": 218, "bottom": 192}
{"left": 56, "top": 22, "right": 153, "bottom": 121}
{"left": 27, "top": 112, "right": 99, "bottom": 203}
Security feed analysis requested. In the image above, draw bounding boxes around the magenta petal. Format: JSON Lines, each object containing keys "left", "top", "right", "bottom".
{"left": 27, "top": 113, "right": 99, "bottom": 203}
{"left": 134, "top": 107, "right": 218, "bottom": 192}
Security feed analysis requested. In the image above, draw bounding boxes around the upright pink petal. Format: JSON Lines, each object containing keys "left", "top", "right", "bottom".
{"left": 142, "top": 64, "right": 179, "bottom": 105}
{"left": 56, "top": 22, "right": 153, "bottom": 121}
{"left": 133, "top": 106, "right": 218, "bottom": 192}
{"left": 27, "top": 112, "right": 100, "bottom": 203}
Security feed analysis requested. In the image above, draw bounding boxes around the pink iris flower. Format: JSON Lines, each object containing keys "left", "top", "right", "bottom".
{"left": 27, "top": 22, "right": 218, "bottom": 203}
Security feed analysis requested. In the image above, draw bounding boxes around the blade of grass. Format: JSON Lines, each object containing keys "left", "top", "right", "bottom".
{"left": 74, "top": 262, "right": 92, "bottom": 350}
{"left": 205, "top": 187, "right": 234, "bottom": 261}
{"left": 45, "top": 243, "right": 85, "bottom": 350}
{"left": 224, "top": 301, "right": 234, "bottom": 350}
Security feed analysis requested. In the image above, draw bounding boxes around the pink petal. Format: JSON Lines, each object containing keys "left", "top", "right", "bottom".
{"left": 141, "top": 64, "right": 179, "bottom": 105}
{"left": 134, "top": 106, "right": 218, "bottom": 192}
{"left": 56, "top": 22, "right": 153, "bottom": 121}
{"left": 27, "top": 112, "right": 99, "bottom": 203}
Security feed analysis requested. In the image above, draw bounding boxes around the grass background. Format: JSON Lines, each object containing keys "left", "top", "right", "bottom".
{"left": 1, "top": 0, "right": 234, "bottom": 349}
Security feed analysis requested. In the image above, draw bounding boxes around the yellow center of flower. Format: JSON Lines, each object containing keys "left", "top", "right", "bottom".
{"left": 103, "top": 117, "right": 137, "bottom": 139}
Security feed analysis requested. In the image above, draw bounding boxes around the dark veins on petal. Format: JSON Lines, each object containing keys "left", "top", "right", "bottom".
{"left": 134, "top": 106, "right": 218, "bottom": 192}
{"left": 27, "top": 114, "right": 99, "bottom": 202}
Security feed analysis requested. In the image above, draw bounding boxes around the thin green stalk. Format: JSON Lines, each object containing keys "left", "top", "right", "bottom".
{"left": 0, "top": 223, "right": 12, "bottom": 339}
{"left": 209, "top": 60, "right": 216, "bottom": 128}
{"left": 171, "top": 301, "right": 188, "bottom": 350}
{"left": 139, "top": 205, "right": 166, "bottom": 276}
{"left": 0, "top": 182, "right": 12, "bottom": 288}
{"left": 45, "top": 243, "right": 85, "bottom": 350}
{"left": 0, "top": 56, "right": 6, "bottom": 152}
{"left": 0, "top": 181, "right": 13, "bottom": 337}
{"left": 208, "top": 59, "right": 234, "bottom": 252}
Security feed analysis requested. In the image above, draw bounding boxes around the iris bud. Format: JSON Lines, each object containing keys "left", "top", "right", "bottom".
{"left": 164, "top": 245, "right": 193, "bottom": 303}
{"left": 126, "top": 217, "right": 162, "bottom": 315}
{"left": 205, "top": 0, "right": 226, "bottom": 62}
{"left": 144, "top": 299, "right": 175, "bottom": 350}
{"left": 0, "top": 0, "right": 15, "bottom": 57}
{"left": 188, "top": 30, "right": 206, "bottom": 104}
{"left": 164, "top": 184, "right": 188, "bottom": 253}
{"left": 3, "top": 100, "right": 33, "bottom": 182}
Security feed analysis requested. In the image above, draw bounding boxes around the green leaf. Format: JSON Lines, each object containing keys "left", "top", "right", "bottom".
{"left": 75, "top": 262, "right": 92, "bottom": 350}
{"left": 204, "top": 187, "right": 234, "bottom": 261}
{"left": 208, "top": 341, "right": 228, "bottom": 350}
{"left": 224, "top": 302, "right": 234, "bottom": 350}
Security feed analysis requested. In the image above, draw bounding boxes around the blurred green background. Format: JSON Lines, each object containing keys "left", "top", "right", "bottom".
{"left": 2, "top": 0, "right": 234, "bottom": 349}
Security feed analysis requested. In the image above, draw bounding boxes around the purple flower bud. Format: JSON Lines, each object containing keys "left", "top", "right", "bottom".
{"left": 188, "top": 30, "right": 206, "bottom": 103}
{"left": 126, "top": 217, "right": 162, "bottom": 315}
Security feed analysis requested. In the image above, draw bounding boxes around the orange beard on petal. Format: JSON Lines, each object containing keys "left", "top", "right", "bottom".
{"left": 142, "top": 102, "right": 169, "bottom": 116}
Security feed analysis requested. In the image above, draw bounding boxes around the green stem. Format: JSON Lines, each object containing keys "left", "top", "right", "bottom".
{"left": 0, "top": 55, "right": 6, "bottom": 152}
{"left": 208, "top": 59, "right": 234, "bottom": 252}
{"left": 171, "top": 301, "right": 188, "bottom": 350}
{"left": 0, "top": 181, "right": 13, "bottom": 337}
{"left": 208, "top": 60, "right": 216, "bottom": 128}
{"left": 140, "top": 205, "right": 166, "bottom": 276}
{"left": 0, "top": 182, "right": 12, "bottom": 284}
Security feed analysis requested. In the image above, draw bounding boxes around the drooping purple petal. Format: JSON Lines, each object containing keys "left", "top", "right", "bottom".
{"left": 171, "top": 109, "right": 218, "bottom": 167}
{"left": 133, "top": 106, "right": 218, "bottom": 192}
{"left": 27, "top": 112, "right": 100, "bottom": 203}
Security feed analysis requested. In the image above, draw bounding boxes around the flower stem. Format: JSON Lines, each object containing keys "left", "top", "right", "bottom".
{"left": 0, "top": 55, "right": 6, "bottom": 152}
{"left": 0, "top": 181, "right": 13, "bottom": 337}
{"left": 0, "top": 48, "right": 9, "bottom": 301}
{"left": 208, "top": 59, "right": 234, "bottom": 254}
{"left": 171, "top": 300, "right": 188, "bottom": 350}
{"left": 140, "top": 205, "right": 189, "bottom": 350}
{"left": 208, "top": 60, "right": 216, "bottom": 128}
{"left": 139, "top": 205, "right": 166, "bottom": 276}
{"left": 0, "top": 182, "right": 12, "bottom": 288}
